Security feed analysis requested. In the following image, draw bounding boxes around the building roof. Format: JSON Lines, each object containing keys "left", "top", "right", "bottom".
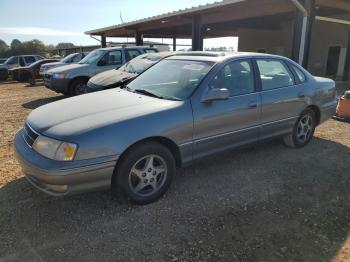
{"left": 85, "top": 0, "right": 244, "bottom": 35}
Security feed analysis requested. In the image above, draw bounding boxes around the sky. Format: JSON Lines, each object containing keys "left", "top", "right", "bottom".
{"left": 0, "top": 0, "right": 238, "bottom": 49}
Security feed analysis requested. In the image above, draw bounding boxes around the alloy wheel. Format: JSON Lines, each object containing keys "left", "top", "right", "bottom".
{"left": 128, "top": 154, "right": 167, "bottom": 197}
{"left": 296, "top": 114, "right": 313, "bottom": 143}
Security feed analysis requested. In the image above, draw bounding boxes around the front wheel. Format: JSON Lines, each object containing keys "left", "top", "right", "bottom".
{"left": 114, "top": 142, "right": 175, "bottom": 205}
{"left": 70, "top": 78, "right": 87, "bottom": 96}
{"left": 0, "top": 69, "right": 8, "bottom": 81}
{"left": 283, "top": 109, "right": 316, "bottom": 148}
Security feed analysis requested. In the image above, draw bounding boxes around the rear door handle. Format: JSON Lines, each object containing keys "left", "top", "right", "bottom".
{"left": 298, "top": 92, "right": 305, "bottom": 98}
{"left": 248, "top": 101, "right": 258, "bottom": 108}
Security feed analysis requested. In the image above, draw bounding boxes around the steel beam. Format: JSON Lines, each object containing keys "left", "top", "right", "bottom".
{"left": 101, "top": 36, "right": 106, "bottom": 48}
{"left": 192, "top": 15, "right": 203, "bottom": 51}
{"left": 135, "top": 31, "right": 144, "bottom": 46}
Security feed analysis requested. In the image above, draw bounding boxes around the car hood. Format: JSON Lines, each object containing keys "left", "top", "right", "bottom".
{"left": 27, "top": 89, "right": 182, "bottom": 138}
{"left": 41, "top": 62, "right": 66, "bottom": 68}
{"left": 89, "top": 69, "right": 136, "bottom": 87}
{"left": 48, "top": 63, "right": 89, "bottom": 74}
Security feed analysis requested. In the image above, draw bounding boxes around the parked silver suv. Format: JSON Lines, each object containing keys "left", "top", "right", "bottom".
{"left": 44, "top": 46, "right": 158, "bottom": 96}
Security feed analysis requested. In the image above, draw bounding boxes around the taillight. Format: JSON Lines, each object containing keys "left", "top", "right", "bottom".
{"left": 331, "top": 88, "right": 337, "bottom": 99}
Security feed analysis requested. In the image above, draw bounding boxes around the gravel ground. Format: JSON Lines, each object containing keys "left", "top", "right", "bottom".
{"left": 0, "top": 81, "right": 350, "bottom": 262}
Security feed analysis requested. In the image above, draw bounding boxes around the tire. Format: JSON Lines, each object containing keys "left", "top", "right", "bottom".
{"left": 0, "top": 69, "right": 8, "bottom": 81}
{"left": 114, "top": 141, "right": 176, "bottom": 205}
{"left": 69, "top": 78, "right": 87, "bottom": 96}
{"left": 283, "top": 109, "right": 316, "bottom": 148}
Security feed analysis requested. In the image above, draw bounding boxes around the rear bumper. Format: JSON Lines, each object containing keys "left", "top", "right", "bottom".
{"left": 320, "top": 100, "right": 337, "bottom": 124}
{"left": 14, "top": 129, "right": 118, "bottom": 196}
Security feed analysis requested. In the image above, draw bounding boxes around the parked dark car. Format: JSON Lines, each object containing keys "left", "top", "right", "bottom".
{"left": 14, "top": 52, "right": 337, "bottom": 204}
{"left": 44, "top": 46, "right": 158, "bottom": 96}
{"left": 0, "top": 55, "right": 44, "bottom": 81}
{"left": 87, "top": 51, "right": 223, "bottom": 93}
{"left": 86, "top": 52, "right": 175, "bottom": 92}
{"left": 10, "top": 59, "right": 60, "bottom": 85}
{"left": 39, "top": 52, "right": 88, "bottom": 77}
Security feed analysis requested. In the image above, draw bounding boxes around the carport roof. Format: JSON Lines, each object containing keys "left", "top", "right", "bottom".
{"left": 85, "top": 0, "right": 350, "bottom": 38}
{"left": 85, "top": 0, "right": 244, "bottom": 36}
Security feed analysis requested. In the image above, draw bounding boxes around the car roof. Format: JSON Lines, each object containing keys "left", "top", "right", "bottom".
{"left": 165, "top": 52, "right": 292, "bottom": 63}
{"left": 96, "top": 46, "right": 157, "bottom": 51}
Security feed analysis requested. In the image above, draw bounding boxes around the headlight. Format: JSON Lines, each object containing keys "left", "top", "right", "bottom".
{"left": 53, "top": 73, "right": 66, "bottom": 79}
{"left": 33, "top": 135, "right": 77, "bottom": 161}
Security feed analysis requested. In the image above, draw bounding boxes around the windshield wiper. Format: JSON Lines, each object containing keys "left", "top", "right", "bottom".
{"left": 134, "top": 89, "right": 165, "bottom": 99}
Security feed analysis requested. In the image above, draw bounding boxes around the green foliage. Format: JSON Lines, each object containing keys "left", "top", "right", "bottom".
{"left": 0, "top": 39, "right": 76, "bottom": 58}
{"left": 56, "top": 42, "right": 76, "bottom": 49}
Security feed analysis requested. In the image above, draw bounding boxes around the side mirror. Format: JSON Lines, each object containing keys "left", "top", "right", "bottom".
{"left": 201, "top": 88, "right": 229, "bottom": 103}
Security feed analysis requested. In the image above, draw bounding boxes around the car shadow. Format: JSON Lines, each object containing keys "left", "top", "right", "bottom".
{"left": 22, "top": 95, "right": 66, "bottom": 109}
{"left": 1, "top": 137, "right": 349, "bottom": 261}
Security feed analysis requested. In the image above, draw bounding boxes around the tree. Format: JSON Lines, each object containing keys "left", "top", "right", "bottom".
{"left": 20, "top": 39, "right": 46, "bottom": 55}
{"left": 56, "top": 42, "right": 75, "bottom": 49}
{"left": 10, "top": 39, "right": 21, "bottom": 49}
{"left": 0, "top": 40, "right": 9, "bottom": 57}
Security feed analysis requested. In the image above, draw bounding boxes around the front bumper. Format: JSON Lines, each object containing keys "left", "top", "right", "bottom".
{"left": 14, "top": 128, "right": 119, "bottom": 196}
{"left": 44, "top": 75, "right": 70, "bottom": 94}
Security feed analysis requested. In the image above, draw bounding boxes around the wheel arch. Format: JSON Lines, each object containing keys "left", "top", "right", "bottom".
{"left": 111, "top": 136, "right": 182, "bottom": 185}
{"left": 305, "top": 105, "right": 321, "bottom": 126}
{"left": 69, "top": 75, "right": 90, "bottom": 88}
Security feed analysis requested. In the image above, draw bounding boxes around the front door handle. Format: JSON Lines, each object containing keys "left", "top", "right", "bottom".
{"left": 298, "top": 92, "right": 305, "bottom": 98}
{"left": 248, "top": 101, "right": 258, "bottom": 108}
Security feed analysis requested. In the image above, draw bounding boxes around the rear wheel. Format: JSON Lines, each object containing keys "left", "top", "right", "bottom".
{"left": 0, "top": 69, "right": 8, "bottom": 81}
{"left": 283, "top": 109, "right": 316, "bottom": 148}
{"left": 114, "top": 142, "right": 175, "bottom": 205}
{"left": 70, "top": 78, "right": 87, "bottom": 96}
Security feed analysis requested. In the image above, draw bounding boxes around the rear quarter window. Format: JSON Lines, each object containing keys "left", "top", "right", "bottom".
{"left": 291, "top": 65, "right": 307, "bottom": 83}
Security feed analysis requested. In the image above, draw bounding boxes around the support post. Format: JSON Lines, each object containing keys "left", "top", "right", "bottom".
{"left": 101, "top": 36, "right": 106, "bottom": 48}
{"left": 192, "top": 15, "right": 203, "bottom": 51}
{"left": 343, "top": 31, "right": 350, "bottom": 81}
{"left": 135, "top": 31, "right": 144, "bottom": 46}
{"left": 173, "top": 37, "right": 176, "bottom": 51}
{"left": 291, "top": 0, "right": 315, "bottom": 68}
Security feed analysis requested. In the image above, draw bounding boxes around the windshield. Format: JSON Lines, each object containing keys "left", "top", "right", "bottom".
{"left": 79, "top": 50, "right": 104, "bottom": 64}
{"left": 4, "top": 56, "right": 18, "bottom": 65}
{"left": 121, "top": 54, "right": 162, "bottom": 74}
{"left": 127, "top": 59, "right": 213, "bottom": 100}
{"left": 61, "top": 53, "right": 76, "bottom": 63}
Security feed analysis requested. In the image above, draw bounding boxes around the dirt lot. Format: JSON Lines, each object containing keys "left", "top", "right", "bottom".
{"left": 0, "top": 81, "right": 350, "bottom": 262}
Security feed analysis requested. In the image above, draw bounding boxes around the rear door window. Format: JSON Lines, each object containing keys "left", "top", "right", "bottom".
{"left": 24, "top": 56, "right": 36, "bottom": 64}
{"left": 256, "top": 59, "right": 294, "bottom": 91}
{"left": 125, "top": 49, "right": 142, "bottom": 62}
{"left": 100, "top": 50, "right": 123, "bottom": 66}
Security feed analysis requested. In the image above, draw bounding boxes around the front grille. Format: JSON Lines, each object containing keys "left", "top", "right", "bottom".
{"left": 23, "top": 122, "right": 39, "bottom": 147}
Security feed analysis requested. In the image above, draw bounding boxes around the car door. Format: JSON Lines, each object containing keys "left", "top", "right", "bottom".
{"left": 95, "top": 50, "right": 123, "bottom": 74}
{"left": 255, "top": 58, "right": 308, "bottom": 140}
{"left": 191, "top": 59, "right": 261, "bottom": 160}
